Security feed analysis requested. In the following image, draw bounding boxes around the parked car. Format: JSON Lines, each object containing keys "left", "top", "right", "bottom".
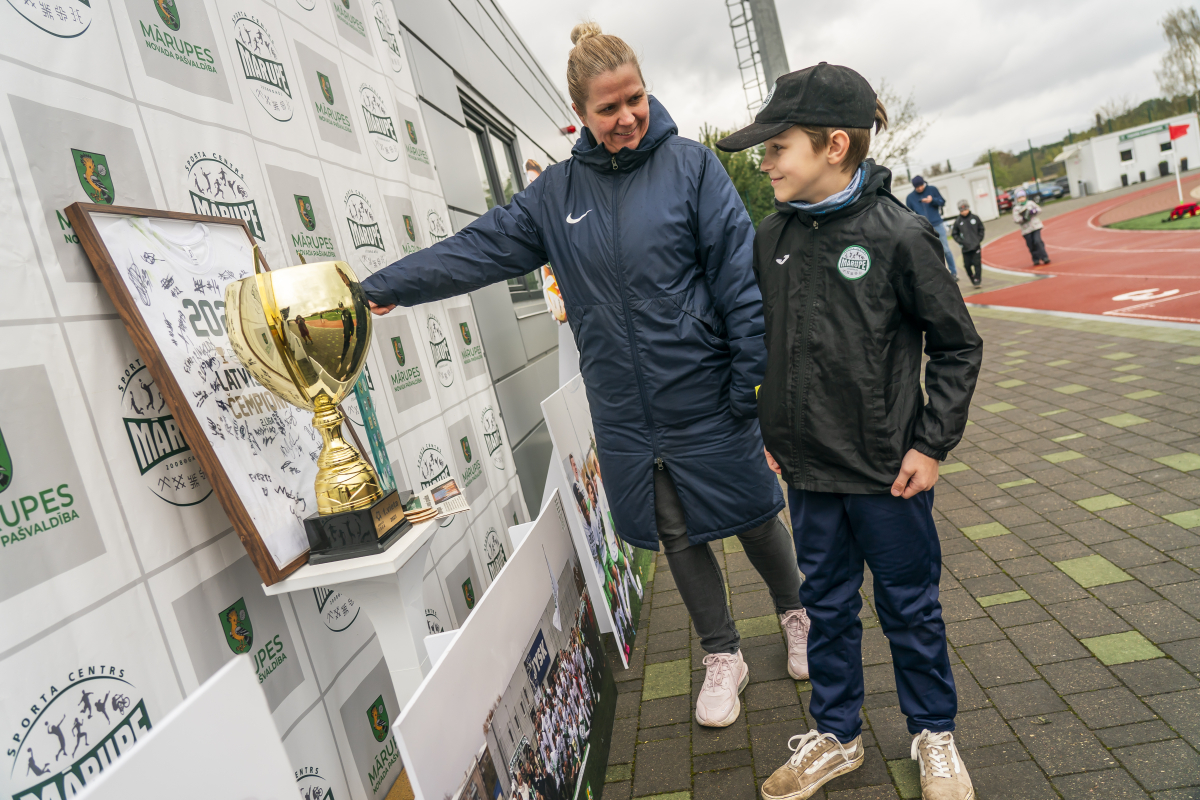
{"left": 1022, "top": 180, "right": 1064, "bottom": 202}
{"left": 997, "top": 189, "right": 1013, "bottom": 212}
{"left": 1052, "top": 176, "right": 1072, "bottom": 197}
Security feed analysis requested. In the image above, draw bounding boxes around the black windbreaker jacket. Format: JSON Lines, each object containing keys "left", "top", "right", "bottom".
{"left": 754, "top": 161, "right": 983, "bottom": 494}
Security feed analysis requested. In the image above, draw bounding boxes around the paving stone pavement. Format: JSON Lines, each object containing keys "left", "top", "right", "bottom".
{"left": 601, "top": 309, "right": 1200, "bottom": 800}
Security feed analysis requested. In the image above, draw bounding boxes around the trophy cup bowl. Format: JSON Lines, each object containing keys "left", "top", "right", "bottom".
{"left": 224, "top": 259, "right": 409, "bottom": 563}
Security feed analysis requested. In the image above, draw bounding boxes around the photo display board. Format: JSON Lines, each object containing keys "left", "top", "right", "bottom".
{"left": 395, "top": 492, "right": 617, "bottom": 800}
{"left": 541, "top": 376, "right": 654, "bottom": 667}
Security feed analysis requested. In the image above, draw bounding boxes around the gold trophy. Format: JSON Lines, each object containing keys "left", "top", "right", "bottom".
{"left": 224, "top": 254, "right": 409, "bottom": 563}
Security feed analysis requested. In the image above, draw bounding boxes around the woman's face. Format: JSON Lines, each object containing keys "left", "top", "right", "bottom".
{"left": 573, "top": 63, "right": 649, "bottom": 154}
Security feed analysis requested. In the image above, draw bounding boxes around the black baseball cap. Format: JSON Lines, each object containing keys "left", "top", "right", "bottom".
{"left": 716, "top": 62, "right": 877, "bottom": 152}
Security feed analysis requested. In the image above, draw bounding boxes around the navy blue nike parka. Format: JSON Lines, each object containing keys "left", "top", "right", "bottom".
{"left": 360, "top": 97, "right": 783, "bottom": 550}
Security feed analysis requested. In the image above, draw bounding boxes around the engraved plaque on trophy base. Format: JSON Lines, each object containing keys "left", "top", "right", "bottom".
{"left": 303, "top": 490, "right": 413, "bottom": 564}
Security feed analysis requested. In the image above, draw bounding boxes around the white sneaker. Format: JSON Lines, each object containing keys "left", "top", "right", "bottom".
{"left": 761, "top": 731, "right": 863, "bottom": 800}
{"left": 911, "top": 730, "right": 974, "bottom": 800}
{"left": 780, "top": 609, "right": 810, "bottom": 680}
{"left": 695, "top": 651, "right": 748, "bottom": 727}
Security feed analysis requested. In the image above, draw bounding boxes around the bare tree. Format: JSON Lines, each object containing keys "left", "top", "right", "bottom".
{"left": 1156, "top": 6, "right": 1200, "bottom": 99}
{"left": 1095, "top": 95, "right": 1136, "bottom": 122}
{"left": 869, "top": 78, "right": 929, "bottom": 169}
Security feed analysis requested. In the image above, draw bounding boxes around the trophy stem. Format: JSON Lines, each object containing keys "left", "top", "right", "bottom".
{"left": 312, "top": 395, "right": 383, "bottom": 515}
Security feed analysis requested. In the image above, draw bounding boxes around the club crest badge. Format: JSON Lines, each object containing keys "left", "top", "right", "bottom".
{"left": 403, "top": 214, "right": 416, "bottom": 242}
{"left": 405, "top": 119, "right": 418, "bottom": 145}
{"left": 0, "top": 424, "right": 12, "bottom": 494}
{"left": 367, "top": 695, "right": 389, "bottom": 742}
{"left": 72, "top": 149, "right": 114, "bottom": 205}
{"left": 836, "top": 245, "right": 871, "bottom": 281}
{"left": 154, "top": 0, "right": 180, "bottom": 31}
{"left": 462, "top": 577, "right": 476, "bottom": 610}
{"left": 317, "top": 71, "right": 334, "bottom": 105}
{"left": 219, "top": 597, "right": 254, "bottom": 654}
{"left": 295, "top": 194, "right": 316, "bottom": 231}
{"left": 391, "top": 336, "right": 405, "bottom": 366}
{"left": 459, "top": 322, "right": 472, "bottom": 345}
{"left": 460, "top": 436, "right": 472, "bottom": 463}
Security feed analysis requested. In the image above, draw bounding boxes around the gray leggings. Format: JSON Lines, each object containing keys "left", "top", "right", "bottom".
{"left": 655, "top": 466, "right": 803, "bottom": 654}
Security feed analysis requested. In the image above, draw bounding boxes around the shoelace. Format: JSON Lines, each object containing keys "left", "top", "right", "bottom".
{"left": 786, "top": 731, "right": 850, "bottom": 768}
{"left": 911, "top": 730, "right": 958, "bottom": 779}
{"left": 701, "top": 653, "right": 736, "bottom": 692}
{"left": 780, "top": 609, "right": 809, "bottom": 647}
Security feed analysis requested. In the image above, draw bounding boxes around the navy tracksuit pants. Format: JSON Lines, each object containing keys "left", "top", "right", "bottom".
{"left": 788, "top": 487, "right": 957, "bottom": 743}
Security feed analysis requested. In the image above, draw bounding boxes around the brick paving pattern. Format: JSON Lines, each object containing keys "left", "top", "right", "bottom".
{"left": 601, "top": 308, "right": 1200, "bottom": 800}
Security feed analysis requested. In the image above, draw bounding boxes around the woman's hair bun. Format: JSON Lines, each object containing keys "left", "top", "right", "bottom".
{"left": 570, "top": 21, "right": 602, "bottom": 45}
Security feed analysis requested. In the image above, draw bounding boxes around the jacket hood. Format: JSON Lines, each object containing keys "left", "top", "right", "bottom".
{"left": 775, "top": 159, "right": 899, "bottom": 223}
{"left": 571, "top": 94, "right": 678, "bottom": 172}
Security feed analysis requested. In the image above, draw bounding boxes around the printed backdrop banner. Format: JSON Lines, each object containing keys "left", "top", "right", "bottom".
{"left": 0, "top": 2, "right": 530, "bottom": 799}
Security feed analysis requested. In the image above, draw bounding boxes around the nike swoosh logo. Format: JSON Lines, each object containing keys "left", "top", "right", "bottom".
{"left": 566, "top": 210, "right": 591, "bottom": 224}
{"left": 776, "top": 254, "right": 790, "bottom": 264}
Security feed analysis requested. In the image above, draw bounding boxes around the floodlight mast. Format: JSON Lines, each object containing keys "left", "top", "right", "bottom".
{"left": 726, "top": 0, "right": 790, "bottom": 119}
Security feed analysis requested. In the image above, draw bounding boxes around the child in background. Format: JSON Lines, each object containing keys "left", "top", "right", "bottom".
{"left": 950, "top": 199, "right": 985, "bottom": 287}
{"left": 717, "top": 63, "right": 983, "bottom": 800}
{"left": 1012, "top": 188, "right": 1050, "bottom": 266}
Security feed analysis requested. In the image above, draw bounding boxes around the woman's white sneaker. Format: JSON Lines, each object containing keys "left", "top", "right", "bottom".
{"left": 911, "top": 730, "right": 973, "bottom": 800}
{"left": 780, "top": 609, "right": 811, "bottom": 680}
{"left": 695, "top": 651, "right": 748, "bottom": 727}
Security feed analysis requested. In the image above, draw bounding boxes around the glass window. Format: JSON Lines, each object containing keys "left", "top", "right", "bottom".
{"left": 1161, "top": 141, "right": 1173, "bottom": 151}
{"left": 1119, "top": 149, "right": 1133, "bottom": 162}
{"left": 467, "top": 129, "right": 495, "bottom": 210}
{"left": 489, "top": 131, "right": 518, "bottom": 205}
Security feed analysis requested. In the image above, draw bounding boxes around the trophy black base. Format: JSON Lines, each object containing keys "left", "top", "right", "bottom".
{"left": 303, "top": 490, "right": 412, "bottom": 565}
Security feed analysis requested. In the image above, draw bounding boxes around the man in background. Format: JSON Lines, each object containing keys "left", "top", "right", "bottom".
{"left": 905, "top": 176, "right": 958, "bottom": 280}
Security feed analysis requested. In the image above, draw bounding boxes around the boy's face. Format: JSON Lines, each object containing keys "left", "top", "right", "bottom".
{"left": 959, "top": 207, "right": 970, "bottom": 216}
{"left": 759, "top": 126, "right": 850, "bottom": 204}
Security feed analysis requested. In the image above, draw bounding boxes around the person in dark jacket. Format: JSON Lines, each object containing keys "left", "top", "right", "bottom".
{"left": 905, "top": 176, "right": 958, "bottom": 280}
{"left": 718, "top": 63, "right": 982, "bottom": 800}
{"left": 360, "top": 22, "right": 809, "bottom": 728}
{"left": 950, "top": 199, "right": 985, "bottom": 287}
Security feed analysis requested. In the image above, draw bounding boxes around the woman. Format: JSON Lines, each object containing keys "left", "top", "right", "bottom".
{"left": 1012, "top": 187, "right": 1050, "bottom": 266}
{"left": 361, "top": 22, "right": 807, "bottom": 728}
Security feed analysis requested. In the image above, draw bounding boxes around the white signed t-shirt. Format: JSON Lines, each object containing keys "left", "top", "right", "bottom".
{"left": 104, "top": 216, "right": 318, "bottom": 567}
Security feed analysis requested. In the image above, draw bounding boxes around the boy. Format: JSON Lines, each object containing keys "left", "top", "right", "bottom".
{"left": 717, "top": 63, "right": 983, "bottom": 800}
{"left": 950, "top": 199, "right": 985, "bottom": 287}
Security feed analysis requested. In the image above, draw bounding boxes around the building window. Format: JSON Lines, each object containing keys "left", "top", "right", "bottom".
{"left": 461, "top": 97, "right": 540, "bottom": 301}
{"left": 1161, "top": 141, "right": 1173, "bottom": 151}
{"left": 1119, "top": 149, "right": 1133, "bottom": 161}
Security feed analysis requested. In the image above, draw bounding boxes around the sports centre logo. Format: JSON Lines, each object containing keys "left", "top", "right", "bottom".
{"left": 232, "top": 13, "right": 293, "bottom": 122}
{"left": 359, "top": 84, "right": 398, "bottom": 162}
{"left": 481, "top": 406, "right": 505, "bottom": 470}
{"left": 8, "top": 0, "right": 91, "bottom": 37}
{"left": 119, "top": 360, "right": 212, "bottom": 506}
{"left": 426, "top": 315, "right": 454, "bottom": 387}
{"left": 185, "top": 152, "right": 265, "bottom": 240}
{"left": 344, "top": 190, "right": 387, "bottom": 273}
{"left": 416, "top": 444, "right": 450, "bottom": 489}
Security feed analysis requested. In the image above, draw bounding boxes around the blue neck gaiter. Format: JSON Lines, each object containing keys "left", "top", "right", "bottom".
{"left": 787, "top": 165, "right": 867, "bottom": 216}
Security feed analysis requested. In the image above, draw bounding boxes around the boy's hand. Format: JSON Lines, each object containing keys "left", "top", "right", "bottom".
{"left": 891, "top": 449, "right": 939, "bottom": 498}
{"left": 764, "top": 447, "right": 782, "bottom": 475}
{"left": 368, "top": 300, "right": 396, "bottom": 316}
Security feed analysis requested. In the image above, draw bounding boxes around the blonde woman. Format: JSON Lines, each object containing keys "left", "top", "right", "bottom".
{"left": 362, "top": 23, "right": 808, "bottom": 727}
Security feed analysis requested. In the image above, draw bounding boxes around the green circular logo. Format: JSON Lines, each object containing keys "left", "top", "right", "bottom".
{"left": 837, "top": 245, "right": 871, "bottom": 280}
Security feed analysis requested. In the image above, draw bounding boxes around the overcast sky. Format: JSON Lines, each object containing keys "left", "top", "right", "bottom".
{"left": 494, "top": 0, "right": 1186, "bottom": 170}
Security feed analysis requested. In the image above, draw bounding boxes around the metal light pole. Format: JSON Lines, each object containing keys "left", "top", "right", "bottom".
{"left": 1028, "top": 139, "right": 1041, "bottom": 197}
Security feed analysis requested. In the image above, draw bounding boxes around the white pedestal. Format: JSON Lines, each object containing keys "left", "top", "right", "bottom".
{"left": 262, "top": 520, "right": 438, "bottom": 707}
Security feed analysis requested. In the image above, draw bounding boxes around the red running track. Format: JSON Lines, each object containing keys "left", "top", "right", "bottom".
{"left": 969, "top": 175, "right": 1200, "bottom": 325}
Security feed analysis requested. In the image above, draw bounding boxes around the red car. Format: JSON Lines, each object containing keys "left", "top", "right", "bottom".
{"left": 997, "top": 190, "right": 1013, "bottom": 213}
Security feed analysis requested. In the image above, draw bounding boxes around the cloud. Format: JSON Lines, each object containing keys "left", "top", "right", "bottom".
{"left": 495, "top": 0, "right": 1178, "bottom": 168}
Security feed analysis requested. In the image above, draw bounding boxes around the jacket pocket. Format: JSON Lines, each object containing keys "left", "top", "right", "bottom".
{"left": 670, "top": 295, "right": 728, "bottom": 350}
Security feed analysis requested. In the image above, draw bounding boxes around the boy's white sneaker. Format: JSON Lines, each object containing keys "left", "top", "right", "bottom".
{"left": 761, "top": 731, "right": 863, "bottom": 800}
{"left": 695, "top": 651, "right": 748, "bottom": 727}
{"left": 780, "top": 609, "right": 811, "bottom": 680}
{"left": 911, "top": 730, "right": 973, "bottom": 800}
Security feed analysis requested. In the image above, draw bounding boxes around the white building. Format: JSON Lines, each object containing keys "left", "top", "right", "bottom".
{"left": 890, "top": 163, "right": 1000, "bottom": 222}
{"left": 1056, "top": 113, "right": 1200, "bottom": 197}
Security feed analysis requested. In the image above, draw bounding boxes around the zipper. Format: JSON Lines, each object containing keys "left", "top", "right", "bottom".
{"left": 609, "top": 168, "right": 662, "bottom": 466}
{"left": 795, "top": 218, "right": 818, "bottom": 484}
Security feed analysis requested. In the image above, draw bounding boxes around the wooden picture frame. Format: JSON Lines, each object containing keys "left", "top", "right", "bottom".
{"left": 67, "top": 202, "right": 310, "bottom": 585}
